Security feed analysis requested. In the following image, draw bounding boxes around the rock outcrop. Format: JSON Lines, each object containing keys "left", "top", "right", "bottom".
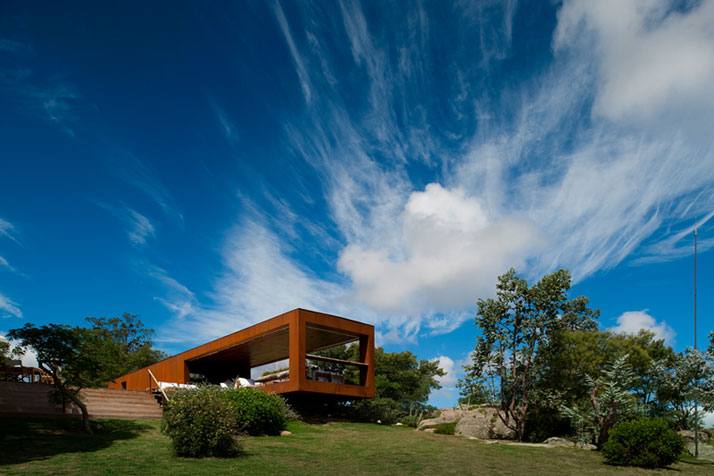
{"left": 418, "top": 406, "right": 516, "bottom": 440}
{"left": 678, "top": 430, "right": 714, "bottom": 460}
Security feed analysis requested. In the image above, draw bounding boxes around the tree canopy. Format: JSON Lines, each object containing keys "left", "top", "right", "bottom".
{"left": 463, "top": 268, "right": 598, "bottom": 440}
{"left": 8, "top": 313, "right": 166, "bottom": 434}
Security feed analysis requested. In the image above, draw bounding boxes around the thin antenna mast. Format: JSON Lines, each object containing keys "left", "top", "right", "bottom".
{"left": 694, "top": 227, "right": 698, "bottom": 458}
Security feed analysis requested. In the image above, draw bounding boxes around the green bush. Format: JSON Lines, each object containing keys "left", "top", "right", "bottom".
{"left": 433, "top": 421, "right": 458, "bottom": 435}
{"left": 399, "top": 413, "right": 423, "bottom": 428}
{"left": 279, "top": 396, "right": 301, "bottom": 421}
{"left": 602, "top": 418, "right": 684, "bottom": 468}
{"left": 350, "top": 398, "right": 402, "bottom": 424}
{"left": 222, "top": 388, "right": 287, "bottom": 436}
{"left": 161, "top": 386, "right": 241, "bottom": 458}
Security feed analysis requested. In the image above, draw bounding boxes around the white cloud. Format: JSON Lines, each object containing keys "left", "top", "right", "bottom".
{"left": 555, "top": 0, "right": 714, "bottom": 128}
{"left": 126, "top": 210, "right": 155, "bottom": 246}
{"left": 428, "top": 353, "right": 475, "bottom": 407}
{"left": 98, "top": 204, "right": 155, "bottom": 246}
{"left": 212, "top": 103, "right": 240, "bottom": 145}
{"left": 0, "top": 74, "right": 79, "bottom": 138}
{"left": 0, "top": 294, "right": 22, "bottom": 318}
{"left": 113, "top": 154, "right": 184, "bottom": 225}
{"left": 0, "top": 218, "right": 19, "bottom": 244}
{"left": 274, "top": 0, "right": 312, "bottom": 104}
{"left": 609, "top": 310, "right": 676, "bottom": 343}
{"left": 338, "top": 183, "right": 544, "bottom": 314}
{"left": 156, "top": 1, "right": 714, "bottom": 345}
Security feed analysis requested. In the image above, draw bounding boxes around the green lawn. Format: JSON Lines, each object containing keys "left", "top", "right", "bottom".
{"left": 0, "top": 417, "right": 712, "bottom": 476}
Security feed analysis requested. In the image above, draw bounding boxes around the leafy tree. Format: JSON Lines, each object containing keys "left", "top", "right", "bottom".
{"left": 464, "top": 268, "right": 597, "bottom": 440}
{"left": 348, "top": 347, "right": 444, "bottom": 423}
{"left": 0, "top": 339, "right": 10, "bottom": 366}
{"left": 651, "top": 348, "right": 714, "bottom": 429}
{"left": 85, "top": 313, "right": 166, "bottom": 385}
{"left": 315, "top": 344, "right": 445, "bottom": 411}
{"left": 561, "top": 355, "right": 639, "bottom": 447}
{"left": 456, "top": 376, "right": 494, "bottom": 406}
{"left": 539, "top": 329, "right": 675, "bottom": 415}
{"left": 8, "top": 324, "right": 103, "bottom": 433}
{"left": 373, "top": 347, "right": 444, "bottom": 410}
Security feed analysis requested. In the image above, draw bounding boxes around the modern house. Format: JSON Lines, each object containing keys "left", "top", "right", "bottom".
{"left": 108, "top": 308, "right": 375, "bottom": 400}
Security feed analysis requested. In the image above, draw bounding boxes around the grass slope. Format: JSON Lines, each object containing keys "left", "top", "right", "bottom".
{"left": 0, "top": 417, "right": 712, "bottom": 476}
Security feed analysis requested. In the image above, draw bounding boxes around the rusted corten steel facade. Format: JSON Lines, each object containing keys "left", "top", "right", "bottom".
{"left": 107, "top": 309, "right": 375, "bottom": 399}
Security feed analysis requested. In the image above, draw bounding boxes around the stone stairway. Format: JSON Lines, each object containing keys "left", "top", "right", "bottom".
{"left": 0, "top": 382, "right": 163, "bottom": 420}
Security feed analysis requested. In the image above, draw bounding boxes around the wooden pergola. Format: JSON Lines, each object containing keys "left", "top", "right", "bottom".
{"left": 108, "top": 309, "right": 375, "bottom": 399}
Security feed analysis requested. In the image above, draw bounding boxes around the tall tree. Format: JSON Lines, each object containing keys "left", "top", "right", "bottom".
{"left": 8, "top": 324, "right": 102, "bottom": 434}
{"left": 85, "top": 313, "right": 166, "bottom": 385}
{"left": 464, "top": 268, "right": 597, "bottom": 440}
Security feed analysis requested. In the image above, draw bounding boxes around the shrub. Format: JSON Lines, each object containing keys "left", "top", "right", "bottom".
{"left": 602, "top": 418, "right": 684, "bottom": 468}
{"left": 222, "top": 388, "right": 287, "bottom": 436}
{"left": 350, "top": 398, "right": 402, "bottom": 424}
{"left": 279, "top": 396, "right": 300, "bottom": 421}
{"left": 433, "top": 421, "right": 458, "bottom": 435}
{"left": 399, "top": 413, "right": 423, "bottom": 428}
{"left": 161, "top": 386, "right": 241, "bottom": 458}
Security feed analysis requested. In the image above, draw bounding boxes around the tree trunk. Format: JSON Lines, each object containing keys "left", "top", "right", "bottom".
{"left": 45, "top": 365, "right": 93, "bottom": 434}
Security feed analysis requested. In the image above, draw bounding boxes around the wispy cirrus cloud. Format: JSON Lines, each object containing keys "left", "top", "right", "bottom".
{"left": 97, "top": 203, "right": 156, "bottom": 246}
{"left": 274, "top": 0, "right": 312, "bottom": 104}
{"left": 113, "top": 154, "right": 184, "bottom": 225}
{"left": 212, "top": 103, "right": 240, "bottom": 146}
{"left": 0, "top": 67, "right": 79, "bottom": 138}
{"left": 156, "top": 0, "right": 714, "bottom": 344}
{"left": 0, "top": 218, "right": 19, "bottom": 244}
{"left": 0, "top": 294, "right": 22, "bottom": 318}
{"left": 0, "top": 38, "right": 23, "bottom": 54}
{"left": 0, "top": 217, "right": 22, "bottom": 318}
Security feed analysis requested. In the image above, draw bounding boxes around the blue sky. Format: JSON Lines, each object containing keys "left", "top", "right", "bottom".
{"left": 1, "top": 0, "right": 713, "bottom": 408}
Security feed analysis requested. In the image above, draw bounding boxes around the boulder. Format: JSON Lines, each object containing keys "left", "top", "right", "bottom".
{"left": 417, "top": 408, "right": 468, "bottom": 430}
{"left": 455, "top": 406, "right": 516, "bottom": 440}
{"left": 678, "top": 430, "right": 714, "bottom": 460}
{"left": 543, "top": 437, "right": 596, "bottom": 451}
{"left": 418, "top": 406, "right": 516, "bottom": 440}
{"left": 543, "top": 437, "right": 573, "bottom": 448}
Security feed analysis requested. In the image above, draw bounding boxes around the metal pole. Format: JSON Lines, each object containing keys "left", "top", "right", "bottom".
{"left": 694, "top": 228, "right": 698, "bottom": 458}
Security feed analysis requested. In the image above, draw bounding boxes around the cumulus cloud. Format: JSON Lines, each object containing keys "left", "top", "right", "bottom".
{"left": 338, "top": 184, "right": 544, "bottom": 314}
{"left": 428, "top": 353, "right": 475, "bottom": 406}
{"left": 609, "top": 310, "right": 676, "bottom": 343}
